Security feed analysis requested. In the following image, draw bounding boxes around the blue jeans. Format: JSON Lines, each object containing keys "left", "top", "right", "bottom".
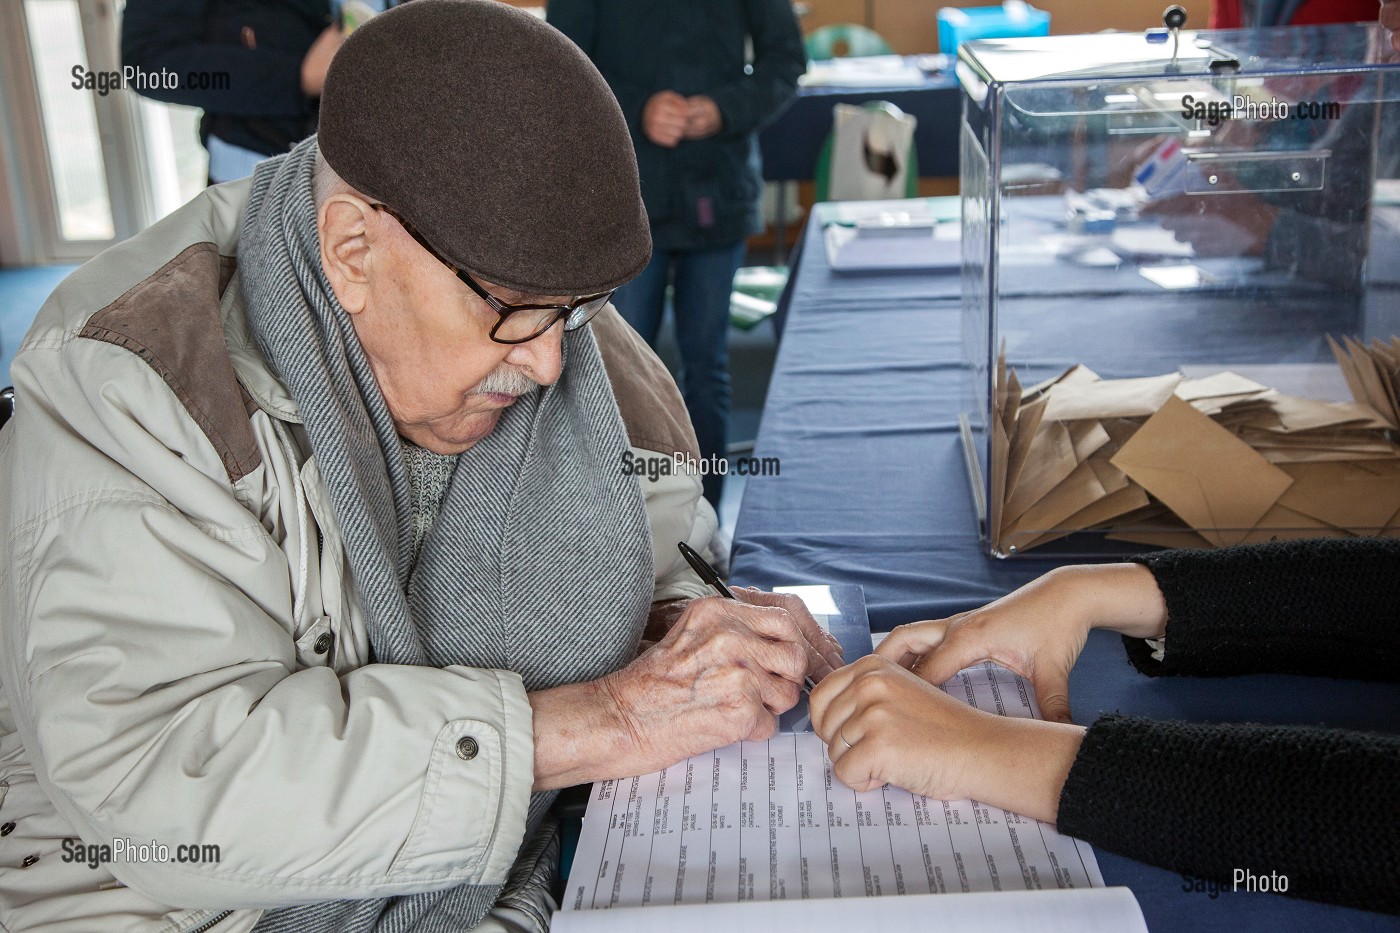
{"left": 612, "top": 242, "right": 745, "bottom": 510}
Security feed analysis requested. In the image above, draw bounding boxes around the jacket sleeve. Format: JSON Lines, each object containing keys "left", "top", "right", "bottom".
{"left": 639, "top": 446, "right": 720, "bottom": 603}
{"left": 120, "top": 0, "right": 311, "bottom": 117}
{"left": 1123, "top": 537, "right": 1400, "bottom": 681}
{"left": 1, "top": 339, "right": 534, "bottom": 909}
{"left": 707, "top": 0, "right": 805, "bottom": 139}
{"left": 1057, "top": 714, "right": 1400, "bottom": 914}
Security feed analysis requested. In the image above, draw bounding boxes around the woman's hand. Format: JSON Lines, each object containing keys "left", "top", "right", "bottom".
{"left": 877, "top": 563, "right": 1166, "bottom": 723}
{"left": 809, "top": 656, "right": 1085, "bottom": 823}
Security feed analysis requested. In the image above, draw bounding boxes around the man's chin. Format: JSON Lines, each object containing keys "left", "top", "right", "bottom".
{"left": 403, "top": 409, "right": 504, "bottom": 455}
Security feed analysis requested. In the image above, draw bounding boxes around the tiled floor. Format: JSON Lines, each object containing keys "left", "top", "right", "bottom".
{"left": 0, "top": 264, "right": 772, "bottom": 527}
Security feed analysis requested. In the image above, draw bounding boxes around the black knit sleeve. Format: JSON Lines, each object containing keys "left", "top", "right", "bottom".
{"left": 1057, "top": 714, "right": 1400, "bottom": 914}
{"left": 1123, "top": 537, "right": 1400, "bottom": 680}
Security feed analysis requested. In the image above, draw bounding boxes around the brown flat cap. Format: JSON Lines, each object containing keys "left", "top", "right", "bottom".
{"left": 319, "top": 0, "right": 650, "bottom": 296}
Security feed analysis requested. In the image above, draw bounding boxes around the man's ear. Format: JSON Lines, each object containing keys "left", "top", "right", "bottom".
{"left": 318, "top": 194, "right": 375, "bottom": 314}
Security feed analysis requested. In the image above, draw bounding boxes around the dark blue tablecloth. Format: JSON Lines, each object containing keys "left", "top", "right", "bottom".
{"left": 729, "top": 210, "right": 1400, "bottom": 932}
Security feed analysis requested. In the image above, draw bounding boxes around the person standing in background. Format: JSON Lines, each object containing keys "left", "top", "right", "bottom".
{"left": 122, "top": 0, "right": 346, "bottom": 184}
{"left": 548, "top": 0, "right": 805, "bottom": 510}
{"left": 1211, "top": 0, "right": 1388, "bottom": 28}
{"left": 1386, "top": 0, "right": 1400, "bottom": 48}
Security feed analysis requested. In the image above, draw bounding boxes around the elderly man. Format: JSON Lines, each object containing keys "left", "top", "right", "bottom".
{"left": 0, "top": 3, "right": 839, "bottom": 931}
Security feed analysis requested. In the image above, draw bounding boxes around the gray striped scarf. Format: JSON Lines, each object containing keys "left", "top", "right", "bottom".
{"left": 238, "top": 137, "right": 654, "bottom": 932}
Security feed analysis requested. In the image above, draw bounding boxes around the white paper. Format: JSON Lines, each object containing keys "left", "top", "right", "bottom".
{"left": 552, "top": 887, "right": 1147, "bottom": 933}
{"left": 562, "top": 663, "right": 1104, "bottom": 914}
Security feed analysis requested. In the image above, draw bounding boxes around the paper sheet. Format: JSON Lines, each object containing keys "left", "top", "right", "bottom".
{"left": 562, "top": 664, "right": 1104, "bottom": 913}
{"left": 552, "top": 888, "right": 1148, "bottom": 933}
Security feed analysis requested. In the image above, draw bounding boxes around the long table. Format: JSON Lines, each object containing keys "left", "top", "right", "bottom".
{"left": 728, "top": 208, "right": 1400, "bottom": 932}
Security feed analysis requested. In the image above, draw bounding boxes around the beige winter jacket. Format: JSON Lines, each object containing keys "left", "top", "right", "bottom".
{"left": 0, "top": 180, "right": 716, "bottom": 932}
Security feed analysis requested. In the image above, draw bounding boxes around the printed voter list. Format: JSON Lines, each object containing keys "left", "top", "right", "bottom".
{"left": 563, "top": 662, "right": 1104, "bottom": 911}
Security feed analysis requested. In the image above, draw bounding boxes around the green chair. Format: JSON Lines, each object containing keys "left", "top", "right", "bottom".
{"left": 804, "top": 23, "right": 894, "bottom": 61}
{"left": 729, "top": 266, "right": 788, "bottom": 330}
{"left": 814, "top": 101, "right": 919, "bottom": 202}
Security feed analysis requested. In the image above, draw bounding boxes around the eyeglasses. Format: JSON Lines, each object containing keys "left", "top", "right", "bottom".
{"left": 370, "top": 203, "right": 613, "bottom": 345}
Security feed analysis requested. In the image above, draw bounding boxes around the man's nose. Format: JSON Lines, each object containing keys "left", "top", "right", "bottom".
{"left": 505, "top": 320, "right": 564, "bottom": 386}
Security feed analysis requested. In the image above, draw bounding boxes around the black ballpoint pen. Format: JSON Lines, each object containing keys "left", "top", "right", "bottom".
{"left": 676, "top": 541, "right": 819, "bottom": 695}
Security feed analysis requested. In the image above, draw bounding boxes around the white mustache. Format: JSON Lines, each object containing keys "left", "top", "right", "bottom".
{"left": 474, "top": 365, "right": 539, "bottom": 397}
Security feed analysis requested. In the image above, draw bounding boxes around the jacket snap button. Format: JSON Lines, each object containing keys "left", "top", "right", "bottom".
{"left": 313, "top": 632, "right": 334, "bottom": 655}
{"left": 21, "top": 854, "right": 38, "bottom": 867}
{"left": 0, "top": 822, "right": 13, "bottom": 836}
{"left": 456, "top": 736, "right": 479, "bottom": 761}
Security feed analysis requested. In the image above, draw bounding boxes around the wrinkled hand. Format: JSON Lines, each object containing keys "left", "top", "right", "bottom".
{"left": 643, "top": 90, "right": 689, "bottom": 148}
{"left": 599, "top": 596, "right": 809, "bottom": 773}
{"left": 1140, "top": 189, "right": 1278, "bottom": 258}
{"left": 300, "top": 25, "right": 345, "bottom": 97}
{"left": 732, "top": 586, "right": 844, "bottom": 681}
{"left": 810, "top": 656, "right": 1086, "bottom": 822}
{"left": 683, "top": 95, "right": 723, "bottom": 139}
{"left": 1383, "top": 0, "right": 1400, "bottom": 52}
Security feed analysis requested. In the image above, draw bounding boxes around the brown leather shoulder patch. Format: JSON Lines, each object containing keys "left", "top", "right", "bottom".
{"left": 592, "top": 306, "right": 700, "bottom": 459}
{"left": 80, "top": 243, "right": 261, "bottom": 483}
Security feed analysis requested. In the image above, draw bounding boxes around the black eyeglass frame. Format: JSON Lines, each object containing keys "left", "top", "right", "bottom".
{"left": 370, "top": 202, "right": 613, "bottom": 345}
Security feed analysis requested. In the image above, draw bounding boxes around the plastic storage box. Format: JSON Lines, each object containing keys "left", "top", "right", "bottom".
{"left": 937, "top": 3, "right": 1051, "bottom": 56}
{"left": 956, "top": 24, "right": 1400, "bottom": 557}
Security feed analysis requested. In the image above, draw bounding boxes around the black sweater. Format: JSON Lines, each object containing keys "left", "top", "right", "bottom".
{"left": 548, "top": 0, "right": 805, "bottom": 251}
{"left": 1055, "top": 537, "right": 1400, "bottom": 915}
{"left": 121, "top": 0, "right": 329, "bottom": 157}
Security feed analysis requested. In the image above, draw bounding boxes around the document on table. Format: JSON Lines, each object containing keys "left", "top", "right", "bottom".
{"left": 559, "top": 662, "right": 1111, "bottom": 926}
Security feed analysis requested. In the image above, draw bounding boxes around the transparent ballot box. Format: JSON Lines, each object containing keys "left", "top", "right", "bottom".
{"left": 957, "top": 24, "right": 1400, "bottom": 557}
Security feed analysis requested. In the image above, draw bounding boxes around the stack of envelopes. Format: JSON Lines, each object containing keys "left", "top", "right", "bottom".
{"left": 990, "top": 342, "right": 1400, "bottom": 554}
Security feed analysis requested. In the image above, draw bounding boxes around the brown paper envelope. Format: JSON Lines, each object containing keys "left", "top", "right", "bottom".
{"left": 1101, "top": 418, "right": 1142, "bottom": 448}
{"left": 1366, "top": 339, "right": 1400, "bottom": 373}
{"left": 1107, "top": 525, "right": 1214, "bottom": 549}
{"left": 1024, "top": 364, "right": 1102, "bottom": 403}
{"left": 1239, "top": 430, "right": 1400, "bottom": 456}
{"left": 1343, "top": 336, "right": 1399, "bottom": 427}
{"left": 1175, "top": 372, "right": 1270, "bottom": 402}
{"left": 1216, "top": 407, "right": 1284, "bottom": 432}
{"left": 1022, "top": 481, "right": 1152, "bottom": 550}
{"left": 1068, "top": 421, "right": 1110, "bottom": 462}
{"left": 1004, "top": 420, "right": 1077, "bottom": 526}
{"left": 1191, "top": 394, "right": 1275, "bottom": 417}
{"left": 1110, "top": 396, "right": 1293, "bottom": 547}
{"left": 1361, "top": 340, "right": 1400, "bottom": 422}
{"left": 995, "top": 344, "right": 1009, "bottom": 426}
{"left": 991, "top": 408, "right": 1010, "bottom": 551}
{"left": 1258, "top": 446, "right": 1400, "bottom": 464}
{"left": 1276, "top": 460, "right": 1400, "bottom": 533}
{"left": 1044, "top": 373, "right": 1183, "bottom": 421}
{"left": 1005, "top": 395, "right": 1048, "bottom": 505}
{"left": 1260, "top": 394, "right": 1391, "bottom": 433}
{"left": 1002, "top": 368, "right": 1023, "bottom": 440}
{"left": 1329, "top": 335, "right": 1373, "bottom": 412}
{"left": 1238, "top": 503, "right": 1340, "bottom": 543}
{"left": 1086, "top": 456, "right": 1130, "bottom": 494}
{"left": 1004, "top": 459, "right": 1109, "bottom": 541}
